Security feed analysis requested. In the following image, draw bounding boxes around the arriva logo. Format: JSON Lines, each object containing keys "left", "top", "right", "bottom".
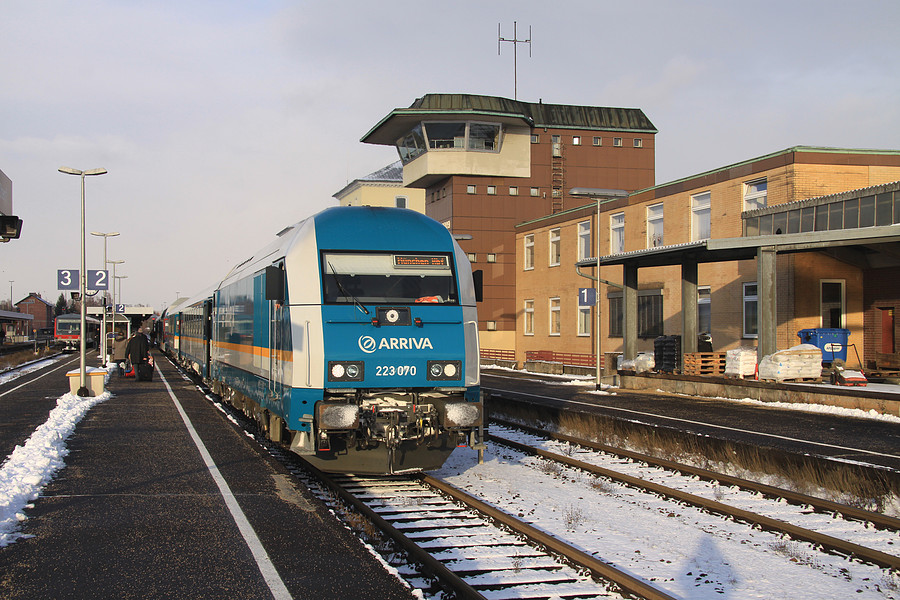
{"left": 358, "top": 335, "right": 434, "bottom": 354}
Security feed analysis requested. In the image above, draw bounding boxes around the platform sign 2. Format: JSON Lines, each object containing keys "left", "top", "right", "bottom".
{"left": 578, "top": 287, "right": 597, "bottom": 306}
{"left": 57, "top": 269, "right": 109, "bottom": 291}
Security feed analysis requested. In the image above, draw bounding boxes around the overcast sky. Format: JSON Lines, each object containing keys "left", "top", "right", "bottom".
{"left": 2, "top": 0, "right": 899, "bottom": 311}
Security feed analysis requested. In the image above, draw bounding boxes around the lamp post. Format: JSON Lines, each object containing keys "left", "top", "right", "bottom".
{"left": 91, "top": 231, "right": 119, "bottom": 364}
{"left": 115, "top": 274, "right": 128, "bottom": 335}
{"left": 59, "top": 166, "right": 107, "bottom": 396}
{"left": 108, "top": 260, "right": 124, "bottom": 341}
{"left": 8, "top": 280, "right": 12, "bottom": 309}
{"left": 570, "top": 188, "right": 629, "bottom": 389}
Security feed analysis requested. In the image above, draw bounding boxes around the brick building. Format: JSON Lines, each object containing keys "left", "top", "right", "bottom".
{"left": 15, "top": 293, "right": 53, "bottom": 333}
{"left": 362, "top": 93, "right": 656, "bottom": 351}
{"left": 516, "top": 147, "right": 900, "bottom": 369}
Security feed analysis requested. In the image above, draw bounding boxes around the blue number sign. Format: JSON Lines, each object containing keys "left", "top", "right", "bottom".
{"left": 578, "top": 287, "right": 597, "bottom": 306}
{"left": 57, "top": 269, "right": 78, "bottom": 291}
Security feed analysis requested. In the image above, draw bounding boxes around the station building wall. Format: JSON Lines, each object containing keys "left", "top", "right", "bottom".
{"left": 515, "top": 148, "right": 900, "bottom": 369}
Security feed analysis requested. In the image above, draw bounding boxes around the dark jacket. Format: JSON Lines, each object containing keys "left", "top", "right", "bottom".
{"left": 125, "top": 333, "right": 150, "bottom": 364}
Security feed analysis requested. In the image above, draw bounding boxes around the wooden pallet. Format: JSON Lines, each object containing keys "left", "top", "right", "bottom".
{"left": 682, "top": 352, "right": 726, "bottom": 376}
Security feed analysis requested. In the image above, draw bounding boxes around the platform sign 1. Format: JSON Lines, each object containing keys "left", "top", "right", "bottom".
{"left": 578, "top": 287, "right": 597, "bottom": 306}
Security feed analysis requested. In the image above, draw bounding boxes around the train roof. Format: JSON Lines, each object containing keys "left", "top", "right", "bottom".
{"left": 56, "top": 313, "right": 100, "bottom": 324}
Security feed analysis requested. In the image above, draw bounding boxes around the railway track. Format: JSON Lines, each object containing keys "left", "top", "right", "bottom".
{"left": 487, "top": 418, "right": 900, "bottom": 571}
{"left": 177, "top": 358, "right": 900, "bottom": 598}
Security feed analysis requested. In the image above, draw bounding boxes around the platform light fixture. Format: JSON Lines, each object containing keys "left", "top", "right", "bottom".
{"left": 570, "top": 188, "right": 629, "bottom": 390}
{"left": 59, "top": 166, "right": 107, "bottom": 396}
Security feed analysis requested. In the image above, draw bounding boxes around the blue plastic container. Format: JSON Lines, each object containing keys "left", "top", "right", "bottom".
{"left": 796, "top": 328, "right": 850, "bottom": 362}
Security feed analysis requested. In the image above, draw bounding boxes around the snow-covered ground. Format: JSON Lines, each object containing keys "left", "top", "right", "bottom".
{"left": 3, "top": 360, "right": 900, "bottom": 598}
{"left": 432, "top": 440, "right": 900, "bottom": 599}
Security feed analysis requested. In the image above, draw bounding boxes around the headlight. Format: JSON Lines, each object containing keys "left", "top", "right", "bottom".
{"left": 427, "top": 360, "right": 462, "bottom": 381}
{"left": 327, "top": 361, "right": 365, "bottom": 382}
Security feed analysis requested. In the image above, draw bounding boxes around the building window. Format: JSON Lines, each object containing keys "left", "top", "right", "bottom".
{"left": 610, "top": 212, "right": 625, "bottom": 254}
{"left": 593, "top": 136, "right": 602, "bottom": 146}
{"left": 821, "top": 280, "right": 845, "bottom": 328}
{"left": 608, "top": 291, "right": 663, "bottom": 338}
{"left": 577, "top": 220, "right": 591, "bottom": 261}
{"left": 743, "top": 282, "right": 758, "bottom": 338}
{"left": 633, "top": 138, "right": 643, "bottom": 148}
{"left": 549, "top": 228, "right": 561, "bottom": 266}
{"left": 467, "top": 252, "right": 476, "bottom": 262}
{"left": 698, "top": 286, "right": 711, "bottom": 335}
{"left": 487, "top": 185, "right": 497, "bottom": 195}
{"left": 509, "top": 186, "right": 519, "bottom": 196}
{"left": 424, "top": 121, "right": 467, "bottom": 149}
{"left": 691, "top": 192, "right": 711, "bottom": 241}
{"left": 524, "top": 234, "right": 534, "bottom": 270}
{"left": 613, "top": 137, "right": 623, "bottom": 147}
{"left": 524, "top": 300, "right": 534, "bottom": 335}
{"left": 396, "top": 123, "right": 426, "bottom": 164}
{"left": 531, "top": 134, "right": 539, "bottom": 144}
{"left": 744, "top": 178, "right": 767, "bottom": 211}
{"left": 467, "top": 184, "right": 476, "bottom": 194}
{"left": 395, "top": 196, "right": 407, "bottom": 209}
{"left": 486, "top": 320, "right": 497, "bottom": 331}
{"left": 577, "top": 305, "right": 591, "bottom": 337}
{"left": 468, "top": 123, "right": 501, "bottom": 151}
{"left": 530, "top": 187, "right": 540, "bottom": 197}
{"left": 550, "top": 297, "right": 561, "bottom": 336}
{"left": 647, "top": 203, "right": 664, "bottom": 247}
{"left": 487, "top": 253, "right": 496, "bottom": 263}
{"left": 573, "top": 136, "right": 581, "bottom": 146}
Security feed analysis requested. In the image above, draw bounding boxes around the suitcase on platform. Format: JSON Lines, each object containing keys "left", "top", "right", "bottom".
{"left": 137, "top": 361, "right": 153, "bottom": 381}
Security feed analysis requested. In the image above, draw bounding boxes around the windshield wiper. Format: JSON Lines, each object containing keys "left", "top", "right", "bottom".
{"left": 327, "top": 261, "right": 369, "bottom": 315}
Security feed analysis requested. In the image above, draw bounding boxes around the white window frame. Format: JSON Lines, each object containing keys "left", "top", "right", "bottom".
{"left": 743, "top": 282, "right": 758, "bottom": 338}
{"left": 395, "top": 196, "right": 407, "bottom": 209}
{"left": 572, "top": 135, "right": 581, "bottom": 146}
{"left": 523, "top": 234, "right": 534, "bottom": 270}
{"left": 549, "top": 297, "right": 561, "bottom": 336}
{"left": 691, "top": 191, "right": 711, "bottom": 241}
{"left": 487, "top": 185, "right": 497, "bottom": 195}
{"left": 530, "top": 187, "right": 540, "bottom": 197}
{"left": 486, "top": 321, "right": 497, "bottom": 331}
{"left": 577, "top": 220, "right": 591, "bottom": 261}
{"left": 610, "top": 212, "right": 625, "bottom": 254}
{"left": 524, "top": 300, "right": 534, "bottom": 335}
{"left": 698, "top": 285, "right": 711, "bottom": 335}
{"left": 744, "top": 178, "right": 767, "bottom": 211}
{"left": 633, "top": 138, "right": 643, "bottom": 148}
{"left": 466, "top": 184, "right": 476, "bottom": 195}
{"left": 593, "top": 136, "right": 602, "bottom": 146}
{"left": 647, "top": 203, "right": 664, "bottom": 247}
{"left": 549, "top": 228, "right": 561, "bottom": 267}
{"left": 613, "top": 137, "right": 623, "bottom": 147}
{"left": 466, "top": 252, "right": 476, "bottom": 262}
{"left": 509, "top": 186, "right": 518, "bottom": 196}
{"left": 486, "top": 253, "right": 496, "bottom": 263}
{"left": 577, "top": 304, "right": 591, "bottom": 337}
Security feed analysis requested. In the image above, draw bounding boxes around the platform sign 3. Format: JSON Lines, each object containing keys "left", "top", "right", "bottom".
{"left": 57, "top": 269, "right": 109, "bottom": 291}
{"left": 57, "top": 269, "right": 79, "bottom": 291}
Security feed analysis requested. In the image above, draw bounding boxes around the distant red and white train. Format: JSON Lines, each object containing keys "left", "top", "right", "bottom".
{"left": 54, "top": 313, "right": 100, "bottom": 351}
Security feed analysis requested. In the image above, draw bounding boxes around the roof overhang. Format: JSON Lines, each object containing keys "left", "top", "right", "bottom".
{"left": 576, "top": 224, "right": 900, "bottom": 269}
{"left": 361, "top": 108, "right": 533, "bottom": 146}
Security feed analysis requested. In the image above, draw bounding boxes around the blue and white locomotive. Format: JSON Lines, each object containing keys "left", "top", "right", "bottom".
{"left": 161, "top": 206, "right": 484, "bottom": 474}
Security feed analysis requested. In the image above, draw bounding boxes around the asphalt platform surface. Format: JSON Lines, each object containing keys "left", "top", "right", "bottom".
{"left": 0, "top": 351, "right": 416, "bottom": 600}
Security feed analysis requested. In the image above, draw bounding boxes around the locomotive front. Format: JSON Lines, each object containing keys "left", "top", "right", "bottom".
{"left": 284, "top": 207, "right": 483, "bottom": 474}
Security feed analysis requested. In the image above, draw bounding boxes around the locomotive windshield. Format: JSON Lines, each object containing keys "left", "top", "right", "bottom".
{"left": 321, "top": 252, "right": 458, "bottom": 305}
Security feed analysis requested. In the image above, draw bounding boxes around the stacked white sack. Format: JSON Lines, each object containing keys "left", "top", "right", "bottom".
{"left": 757, "top": 344, "right": 822, "bottom": 381}
{"left": 724, "top": 347, "right": 757, "bottom": 377}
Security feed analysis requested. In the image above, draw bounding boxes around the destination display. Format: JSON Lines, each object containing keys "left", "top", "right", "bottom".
{"left": 394, "top": 255, "right": 449, "bottom": 268}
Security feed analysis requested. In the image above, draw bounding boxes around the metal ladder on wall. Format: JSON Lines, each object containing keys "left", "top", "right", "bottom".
{"left": 551, "top": 138, "right": 565, "bottom": 213}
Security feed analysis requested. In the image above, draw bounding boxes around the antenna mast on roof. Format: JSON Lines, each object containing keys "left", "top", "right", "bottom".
{"left": 498, "top": 21, "right": 531, "bottom": 100}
